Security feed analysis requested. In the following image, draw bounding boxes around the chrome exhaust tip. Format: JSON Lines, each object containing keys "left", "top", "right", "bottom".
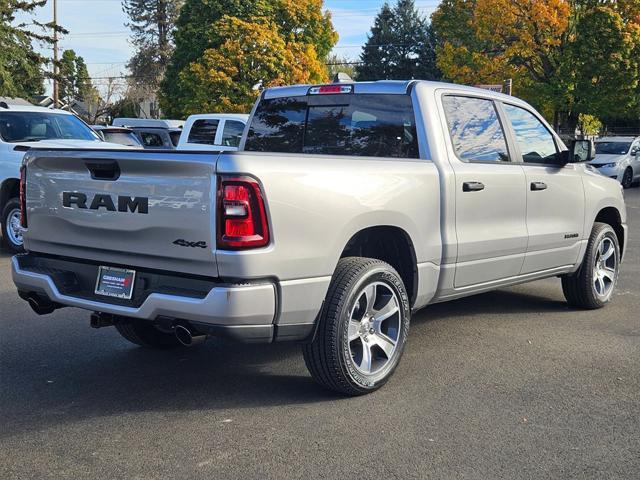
{"left": 27, "top": 294, "right": 58, "bottom": 315}
{"left": 174, "top": 324, "right": 206, "bottom": 347}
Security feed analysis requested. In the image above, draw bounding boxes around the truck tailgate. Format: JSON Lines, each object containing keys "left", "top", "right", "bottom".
{"left": 23, "top": 149, "right": 220, "bottom": 277}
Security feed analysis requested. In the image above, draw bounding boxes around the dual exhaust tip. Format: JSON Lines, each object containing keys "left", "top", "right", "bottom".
{"left": 24, "top": 291, "right": 206, "bottom": 347}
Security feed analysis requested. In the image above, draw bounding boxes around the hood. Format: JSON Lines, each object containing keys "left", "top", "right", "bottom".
{"left": 13, "top": 139, "right": 136, "bottom": 150}
{"left": 590, "top": 154, "right": 626, "bottom": 166}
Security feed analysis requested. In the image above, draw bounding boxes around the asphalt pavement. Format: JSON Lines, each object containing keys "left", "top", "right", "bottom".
{"left": 1, "top": 189, "right": 639, "bottom": 480}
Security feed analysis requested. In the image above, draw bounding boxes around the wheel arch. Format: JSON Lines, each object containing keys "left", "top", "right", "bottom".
{"left": 339, "top": 225, "right": 418, "bottom": 307}
{"left": 594, "top": 206, "right": 625, "bottom": 256}
{"left": 0, "top": 178, "right": 19, "bottom": 212}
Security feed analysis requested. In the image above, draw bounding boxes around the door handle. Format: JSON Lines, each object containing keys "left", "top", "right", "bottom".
{"left": 530, "top": 181, "right": 547, "bottom": 191}
{"left": 463, "top": 181, "right": 485, "bottom": 192}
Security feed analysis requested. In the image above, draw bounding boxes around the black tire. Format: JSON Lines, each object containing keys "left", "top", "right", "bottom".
{"left": 115, "top": 319, "right": 182, "bottom": 349}
{"left": 561, "top": 222, "right": 620, "bottom": 309}
{"left": 1, "top": 197, "right": 24, "bottom": 253}
{"left": 303, "top": 257, "right": 410, "bottom": 396}
{"left": 621, "top": 168, "right": 633, "bottom": 189}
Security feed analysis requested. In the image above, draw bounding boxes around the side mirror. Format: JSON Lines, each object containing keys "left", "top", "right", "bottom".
{"left": 567, "top": 139, "right": 594, "bottom": 163}
{"left": 631, "top": 148, "right": 638, "bottom": 157}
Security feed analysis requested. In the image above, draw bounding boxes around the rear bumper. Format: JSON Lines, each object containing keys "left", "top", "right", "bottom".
{"left": 12, "top": 254, "right": 286, "bottom": 343}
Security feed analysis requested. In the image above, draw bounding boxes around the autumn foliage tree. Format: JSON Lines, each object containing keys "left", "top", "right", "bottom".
{"left": 432, "top": 0, "right": 640, "bottom": 128}
{"left": 160, "top": 0, "right": 337, "bottom": 117}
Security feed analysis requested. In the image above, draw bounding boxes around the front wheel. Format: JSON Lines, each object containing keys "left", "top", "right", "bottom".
{"left": 1, "top": 198, "right": 24, "bottom": 252}
{"left": 303, "top": 257, "right": 410, "bottom": 396}
{"left": 561, "top": 222, "right": 620, "bottom": 309}
{"left": 621, "top": 168, "right": 633, "bottom": 189}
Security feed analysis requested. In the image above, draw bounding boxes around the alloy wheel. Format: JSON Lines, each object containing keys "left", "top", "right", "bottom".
{"left": 348, "top": 281, "right": 401, "bottom": 375}
{"left": 592, "top": 236, "right": 617, "bottom": 300}
{"left": 5, "top": 208, "right": 23, "bottom": 247}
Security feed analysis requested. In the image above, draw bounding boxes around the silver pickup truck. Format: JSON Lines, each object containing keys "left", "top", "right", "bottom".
{"left": 12, "top": 81, "right": 627, "bottom": 395}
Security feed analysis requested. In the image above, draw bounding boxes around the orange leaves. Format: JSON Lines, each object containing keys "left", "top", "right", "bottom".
{"left": 177, "top": 14, "right": 328, "bottom": 114}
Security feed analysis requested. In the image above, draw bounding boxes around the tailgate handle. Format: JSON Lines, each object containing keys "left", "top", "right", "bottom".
{"left": 85, "top": 161, "right": 121, "bottom": 181}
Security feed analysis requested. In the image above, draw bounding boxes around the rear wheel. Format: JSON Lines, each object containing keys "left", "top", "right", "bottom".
{"left": 303, "top": 257, "right": 410, "bottom": 396}
{"left": 115, "top": 319, "right": 182, "bottom": 349}
{"left": 1, "top": 198, "right": 24, "bottom": 252}
{"left": 561, "top": 222, "right": 620, "bottom": 309}
{"left": 621, "top": 168, "right": 633, "bottom": 189}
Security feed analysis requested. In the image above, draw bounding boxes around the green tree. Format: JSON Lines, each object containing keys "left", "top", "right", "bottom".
{"left": 0, "top": 0, "right": 62, "bottom": 98}
{"left": 160, "top": 0, "right": 337, "bottom": 117}
{"left": 356, "top": 0, "right": 440, "bottom": 81}
{"left": 58, "top": 49, "right": 96, "bottom": 104}
{"left": 123, "top": 0, "right": 183, "bottom": 93}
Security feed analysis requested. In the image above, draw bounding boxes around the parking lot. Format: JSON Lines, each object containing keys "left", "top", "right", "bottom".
{"left": 0, "top": 188, "right": 637, "bottom": 479}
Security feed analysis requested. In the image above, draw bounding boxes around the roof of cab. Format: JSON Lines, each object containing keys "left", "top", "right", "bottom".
{"left": 262, "top": 80, "right": 524, "bottom": 104}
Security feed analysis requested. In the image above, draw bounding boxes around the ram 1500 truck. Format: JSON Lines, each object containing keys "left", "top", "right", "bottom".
{"left": 12, "top": 81, "right": 627, "bottom": 395}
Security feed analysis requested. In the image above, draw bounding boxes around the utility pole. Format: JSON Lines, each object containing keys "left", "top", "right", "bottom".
{"left": 53, "top": 0, "right": 59, "bottom": 107}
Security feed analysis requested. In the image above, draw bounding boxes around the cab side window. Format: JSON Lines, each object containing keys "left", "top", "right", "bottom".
{"left": 221, "top": 120, "right": 245, "bottom": 147}
{"left": 503, "top": 104, "right": 558, "bottom": 164}
{"left": 188, "top": 119, "right": 219, "bottom": 145}
{"left": 442, "top": 96, "right": 510, "bottom": 163}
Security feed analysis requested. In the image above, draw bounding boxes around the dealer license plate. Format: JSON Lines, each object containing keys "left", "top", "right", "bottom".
{"left": 95, "top": 266, "right": 136, "bottom": 300}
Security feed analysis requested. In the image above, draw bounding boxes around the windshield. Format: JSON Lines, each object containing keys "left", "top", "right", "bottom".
{"left": 595, "top": 142, "right": 632, "bottom": 155}
{"left": 0, "top": 111, "right": 100, "bottom": 143}
{"left": 102, "top": 131, "right": 141, "bottom": 147}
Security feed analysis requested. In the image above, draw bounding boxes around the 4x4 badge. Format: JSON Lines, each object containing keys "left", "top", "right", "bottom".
{"left": 173, "top": 239, "right": 207, "bottom": 249}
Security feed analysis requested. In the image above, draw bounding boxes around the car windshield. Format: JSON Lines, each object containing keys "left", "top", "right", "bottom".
{"left": 102, "top": 131, "right": 141, "bottom": 147}
{"left": 0, "top": 111, "right": 100, "bottom": 143}
{"left": 595, "top": 142, "right": 632, "bottom": 155}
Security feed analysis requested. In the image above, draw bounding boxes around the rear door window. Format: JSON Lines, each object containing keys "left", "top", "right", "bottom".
{"left": 187, "top": 119, "right": 219, "bottom": 145}
{"left": 245, "top": 94, "right": 419, "bottom": 158}
{"left": 442, "top": 96, "right": 510, "bottom": 163}
{"left": 221, "top": 120, "right": 245, "bottom": 147}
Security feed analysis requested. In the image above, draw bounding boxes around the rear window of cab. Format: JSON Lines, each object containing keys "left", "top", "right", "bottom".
{"left": 245, "top": 94, "right": 419, "bottom": 159}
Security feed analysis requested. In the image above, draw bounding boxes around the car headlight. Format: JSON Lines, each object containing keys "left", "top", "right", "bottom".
{"left": 599, "top": 162, "right": 618, "bottom": 168}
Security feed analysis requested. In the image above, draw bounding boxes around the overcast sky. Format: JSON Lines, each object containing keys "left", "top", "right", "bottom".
{"left": 22, "top": 0, "right": 441, "bottom": 94}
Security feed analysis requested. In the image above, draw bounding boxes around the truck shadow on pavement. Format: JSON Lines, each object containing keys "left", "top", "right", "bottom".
{"left": 0, "top": 281, "right": 570, "bottom": 437}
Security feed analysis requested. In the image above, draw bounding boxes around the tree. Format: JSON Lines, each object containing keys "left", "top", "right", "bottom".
{"left": 432, "top": 0, "right": 640, "bottom": 128}
{"left": 123, "top": 1, "right": 183, "bottom": 91}
{"left": 160, "top": 0, "right": 337, "bottom": 117}
{"left": 176, "top": 16, "right": 328, "bottom": 115}
{"left": 58, "top": 49, "right": 96, "bottom": 104}
{"left": 326, "top": 54, "right": 357, "bottom": 80}
{"left": 0, "top": 0, "right": 63, "bottom": 98}
{"left": 356, "top": 0, "right": 440, "bottom": 81}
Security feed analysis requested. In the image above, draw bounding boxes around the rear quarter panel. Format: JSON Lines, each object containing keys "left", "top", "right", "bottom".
{"left": 216, "top": 151, "right": 441, "bottom": 281}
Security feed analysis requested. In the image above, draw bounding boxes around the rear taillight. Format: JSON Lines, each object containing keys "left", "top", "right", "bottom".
{"left": 19, "top": 165, "right": 27, "bottom": 228}
{"left": 217, "top": 176, "right": 269, "bottom": 249}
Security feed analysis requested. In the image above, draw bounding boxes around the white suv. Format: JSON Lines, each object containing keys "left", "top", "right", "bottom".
{"left": 0, "top": 104, "right": 132, "bottom": 251}
{"left": 591, "top": 136, "right": 640, "bottom": 188}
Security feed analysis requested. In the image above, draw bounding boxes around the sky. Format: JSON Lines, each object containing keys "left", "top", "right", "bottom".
{"left": 21, "top": 0, "right": 441, "bottom": 95}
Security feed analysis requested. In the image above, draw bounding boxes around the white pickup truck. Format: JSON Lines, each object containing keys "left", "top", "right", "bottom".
{"left": 12, "top": 81, "right": 627, "bottom": 395}
{"left": 177, "top": 114, "right": 248, "bottom": 151}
